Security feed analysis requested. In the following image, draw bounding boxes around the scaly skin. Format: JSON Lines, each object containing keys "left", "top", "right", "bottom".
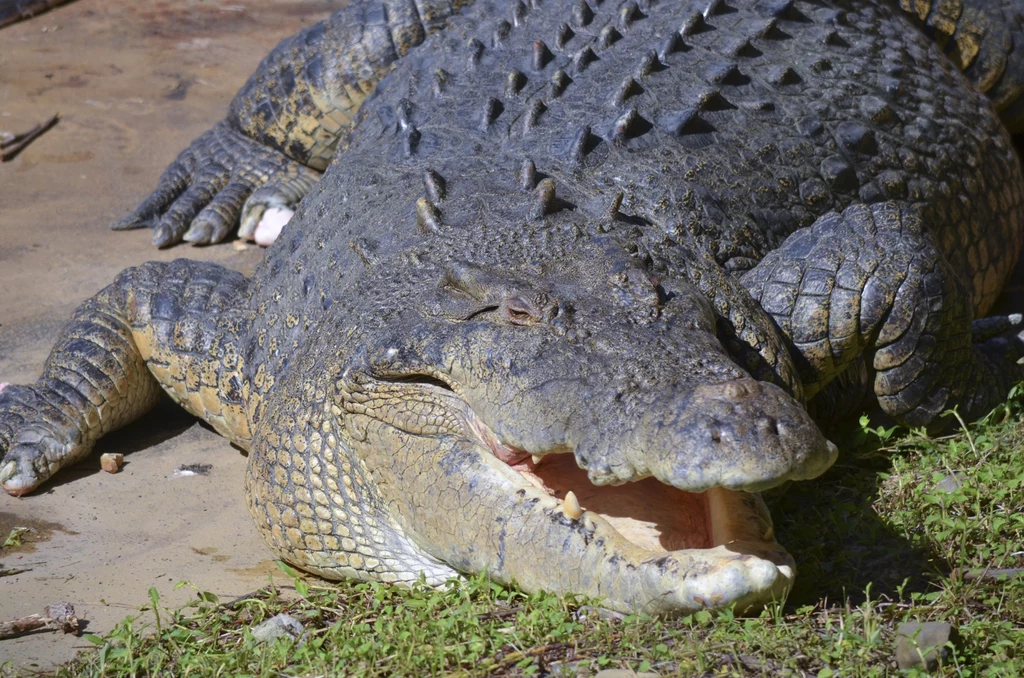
{"left": 111, "top": 0, "right": 471, "bottom": 248}
{"left": 5, "top": 0, "right": 1024, "bottom": 615}
{"left": 897, "top": 0, "right": 1024, "bottom": 132}
{"left": 0, "top": 0, "right": 73, "bottom": 28}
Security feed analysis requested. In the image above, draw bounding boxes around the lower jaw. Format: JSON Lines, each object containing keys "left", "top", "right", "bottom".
{"left": 496, "top": 452, "right": 796, "bottom": 614}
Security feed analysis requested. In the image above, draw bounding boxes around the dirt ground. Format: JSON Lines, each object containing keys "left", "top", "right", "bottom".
{"left": 0, "top": 0, "right": 338, "bottom": 669}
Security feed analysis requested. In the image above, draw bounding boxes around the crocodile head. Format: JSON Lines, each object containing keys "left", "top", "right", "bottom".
{"left": 333, "top": 234, "right": 837, "bottom": 615}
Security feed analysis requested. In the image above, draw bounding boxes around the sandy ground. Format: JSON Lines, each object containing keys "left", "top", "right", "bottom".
{"left": 0, "top": 0, "right": 339, "bottom": 669}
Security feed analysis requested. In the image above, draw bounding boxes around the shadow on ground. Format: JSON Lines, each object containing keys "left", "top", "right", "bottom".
{"left": 768, "top": 433, "right": 941, "bottom": 609}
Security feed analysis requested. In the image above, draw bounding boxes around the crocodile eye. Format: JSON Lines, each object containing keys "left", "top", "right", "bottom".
{"left": 430, "top": 261, "right": 562, "bottom": 327}
{"left": 503, "top": 296, "right": 541, "bottom": 326}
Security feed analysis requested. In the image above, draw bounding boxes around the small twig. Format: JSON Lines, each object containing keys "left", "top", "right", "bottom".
{"left": 1, "top": 114, "right": 60, "bottom": 162}
{"left": 964, "top": 567, "right": 1024, "bottom": 582}
{"left": 0, "top": 602, "right": 78, "bottom": 639}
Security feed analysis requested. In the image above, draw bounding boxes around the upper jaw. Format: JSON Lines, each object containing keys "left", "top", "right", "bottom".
{"left": 474, "top": 375, "right": 838, "bottom": 495}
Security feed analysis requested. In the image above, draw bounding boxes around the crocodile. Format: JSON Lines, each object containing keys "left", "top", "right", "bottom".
{"left": 3, "top": 0, "right": 1024, "bottom": 615}
{"left": 0, "top": 0, "right": 75, "bottom": 28}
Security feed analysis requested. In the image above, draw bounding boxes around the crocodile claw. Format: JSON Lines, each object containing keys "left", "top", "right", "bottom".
{"left": 112, "top": 120, "right": 319, "bottom": 248}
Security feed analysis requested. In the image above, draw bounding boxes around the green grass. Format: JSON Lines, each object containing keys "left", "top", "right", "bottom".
{"left": 9, "top": 402, "right": 1024, "bottom": 676}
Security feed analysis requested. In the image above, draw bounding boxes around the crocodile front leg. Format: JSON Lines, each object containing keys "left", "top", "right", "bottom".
{"left": 0, "top": 260, "right": 253, "bottom": 495}
{"left": 743, "top": 202, "right": 1024, "bottom": 426}
{"left": 112, "top": 0, "right": 466, "bottom": 248}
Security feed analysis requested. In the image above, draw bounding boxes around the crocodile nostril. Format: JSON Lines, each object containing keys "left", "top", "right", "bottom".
{"left": 723, "top": 381, "right": 753, "bottom": 400}
{"left": 756, "top": 416, "right": 779, "bottom": 435}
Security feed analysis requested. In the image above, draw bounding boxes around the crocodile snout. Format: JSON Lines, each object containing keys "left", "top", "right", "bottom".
{"left": 578, "top": 378, "right": 837, "bottom": 492}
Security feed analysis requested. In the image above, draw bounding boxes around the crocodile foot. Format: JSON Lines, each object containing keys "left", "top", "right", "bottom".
{"left": 111, "top": 121, "right": 319, "bottom": 248}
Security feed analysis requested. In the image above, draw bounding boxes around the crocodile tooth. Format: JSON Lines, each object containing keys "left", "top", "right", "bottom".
{"left": 423, "top": 170, "right": 446, "bottom": 203}
{"left": 520, "top": 159, "right": 538, "bottom": 190}
{"left": 483, "top": 97, "right": 505, "bottom": 127}
{"left": 0, "top": 460, "right": 14, "bottom": 484}
{"left": 533, "top": 178, "right": 558, "bottom": 217}
{"left": 599, "top": 25, "right": 622, "bottom": 48}
{"left": 537, "top": 495, "right": 560, "bottom": 510}
{"left": 555, "top": 22, "right": 574, "bottom": 48}
{"left": 531, "top": 454, "right": 542, "bottom": 464}
{"left": 468, "top": 38, "right": 485, "bottom": 66}
{"left": 563, "top": 491, "right": 583, "bottom": 520}
{"left": 573, "top": 0, "right": 594, "bottom": 27}
{"left": 506, "top": 70, "right": 527, "bottom": 96}
{"left": 533, "top": 40, "right": 553, "bottom": 70}
{"left": 415, "top": 198, "right": 442, "bottom": 234}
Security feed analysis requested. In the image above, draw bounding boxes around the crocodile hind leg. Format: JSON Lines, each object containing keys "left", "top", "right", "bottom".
{"left": 897, "top": 0, "right": 1024, "bottom": 133}
{"left": 113, "top": 0, "right": 468, "bottom": 248}
{"left": 742, "top": 202, "right": 1024, "bottom": 427}
{"left": 0, "top": 260, "right": 252, "bottom": 495}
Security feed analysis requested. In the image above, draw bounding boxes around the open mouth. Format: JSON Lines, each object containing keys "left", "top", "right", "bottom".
{"left": 355, "top": 370, "right": 797, "bottom": 613}
{"left": 467, "top": 410, "right": 781, "bottom": 558}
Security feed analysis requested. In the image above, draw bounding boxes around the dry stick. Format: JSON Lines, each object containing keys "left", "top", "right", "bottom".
{"left": 0, "top": 602, "right": 78, "bottom": 640}
{"left": 1, "top": 114, "right": 60, "bottom": 162}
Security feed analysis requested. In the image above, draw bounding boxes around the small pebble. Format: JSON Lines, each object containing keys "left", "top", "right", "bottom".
{"left": 232, "top": 240, "right": 249, "bottom": 251}
{"left": 172, "top": 463, "right": 213, "bottom": 477}
{"left": 934, "top": 472, "right": 965, "bottom": 493}
{"left": 100, "top": 453, "right": 124, "bottom": 474}
{"left": 895, "top": 621, "right": 957, "bottom": 670}
{"left": 251, "top": 613, "right": 305, "bottom": 643}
